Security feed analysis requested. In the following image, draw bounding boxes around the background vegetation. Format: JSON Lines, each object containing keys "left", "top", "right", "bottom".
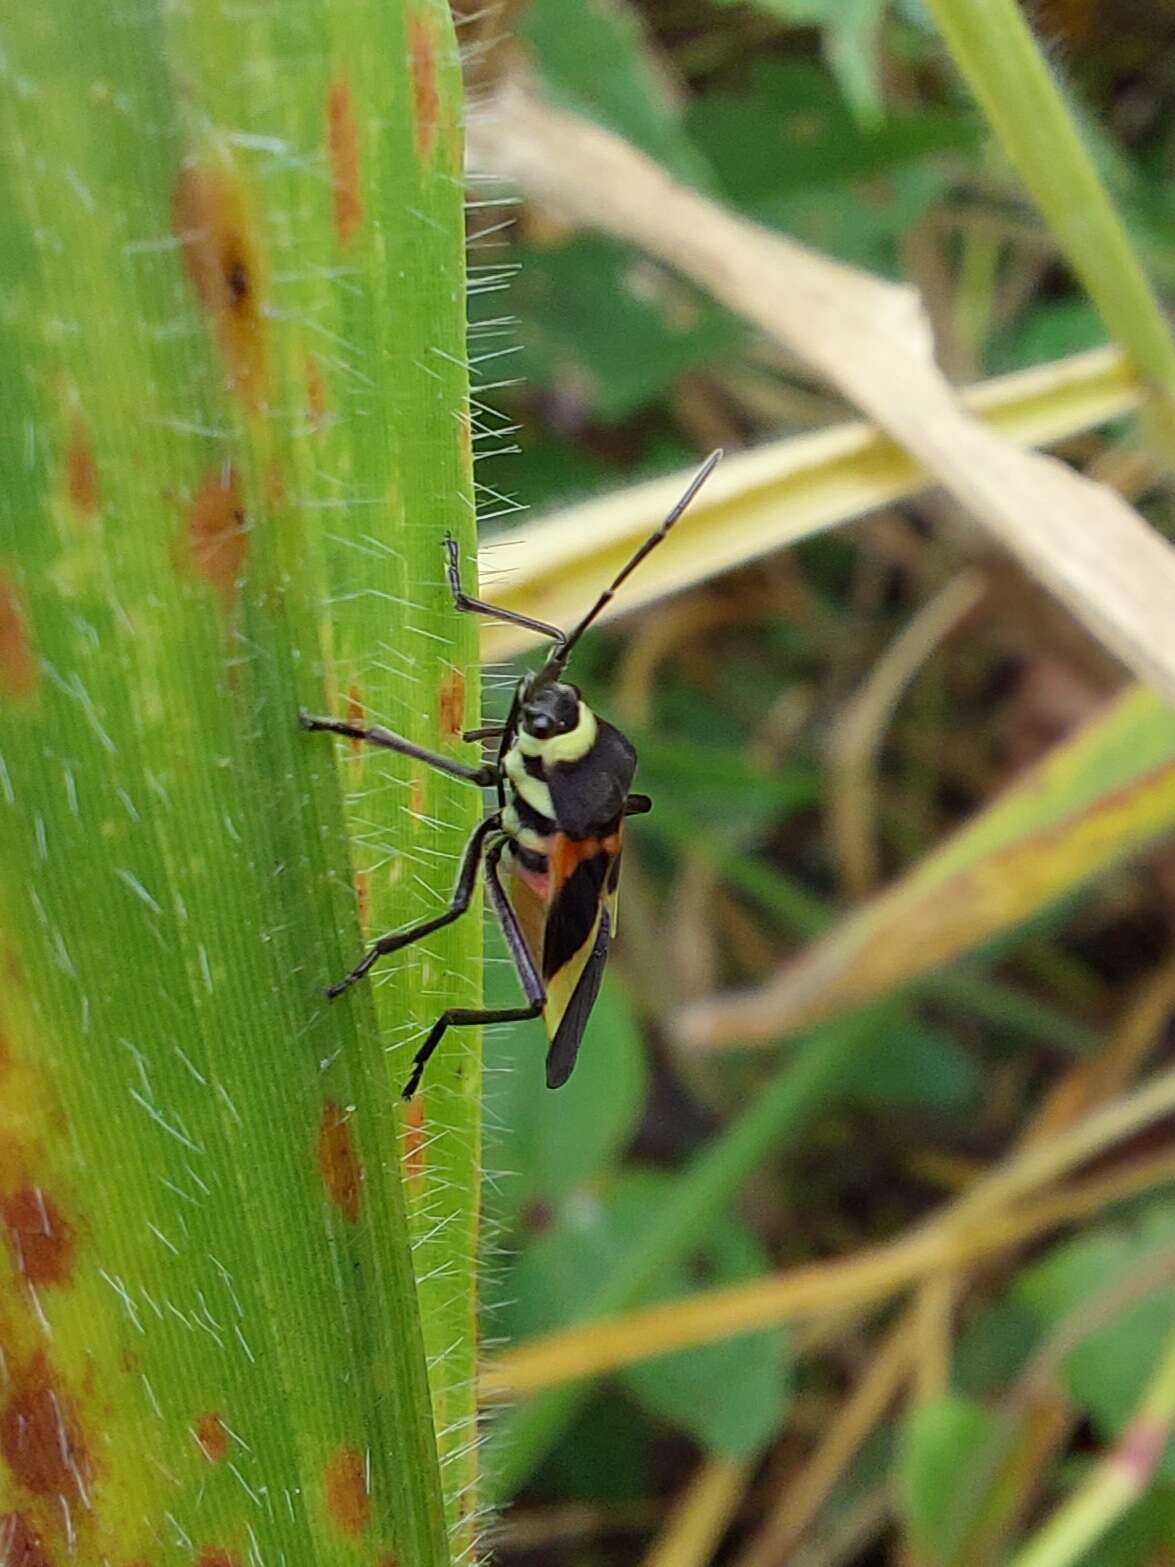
{"left": 463, "top": 3, "right": 1175, "bottom": 1564}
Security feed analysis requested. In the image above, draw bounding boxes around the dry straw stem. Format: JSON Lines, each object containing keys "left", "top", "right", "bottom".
{"left": 638, "top": 1455, "right": 752, "bottom": 1567}
{"left": 827, "top": 569, "right": 989, "bottom": 898}
{"left": 469, "top": 83, "right": 1175, "bottom": 703}
{"left": 731, "top": 1315, "right": 919, "bottom": 1567}
{"left": 478, "top": 344, "right": 1138, "bottom": 663}
{"left": 479, "top": 1065, "right": 1175, "bottom": 1397}
{"left": 678, "top": 682, "right": 1175, "bottom": 1051}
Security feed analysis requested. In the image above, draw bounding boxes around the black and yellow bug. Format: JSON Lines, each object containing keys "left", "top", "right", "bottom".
{"left": 301, "top": 449, "right": 722, "bottom": 1099}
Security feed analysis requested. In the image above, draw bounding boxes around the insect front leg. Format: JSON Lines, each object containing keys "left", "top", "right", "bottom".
{"left": 326, "top": 814, "right": 501, "bottom": 1001}
{"left": 299, "top": 708, "right": 497, "bottom": 787}
{"left": 401, "top": 842, "right": 545, "bottom": 1099}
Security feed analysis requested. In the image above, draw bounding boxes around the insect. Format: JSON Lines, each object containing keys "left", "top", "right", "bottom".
{"left": 301, "top": 449, "right": 722, "bottom": 1099}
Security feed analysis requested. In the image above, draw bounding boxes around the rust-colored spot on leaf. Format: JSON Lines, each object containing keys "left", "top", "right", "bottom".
{"left": 327, "top": 80, "right": 362, "bottom": 246}
{"left": 324, "top": 1445, "right": 369, "bottom": 1537}
{"left": 345, "top": 685, "right": 365, "bottom": 756}
{"left": 0, "top": 1353, "right": 91, "bottom": 1500}
{"left": 189, "top": 468, "right": 247, "bottom": 612}
{"left": 0, "top": 572, "right": 37, "bottom": 701}
{"left": 377, "top": 1556, "right": 399, "bottom": 1567}
{"left": 0, "top": 1511, "right": 51, "bottom": 1567}
{"left": 194, "top": 1410, "right": 229, "bottom": 1463}
{"left": 437, "top": 668, "right": 466, "bottom": 739}
{"left": 305, "top": 355, "right": 327, "bottom": 431}
{"left": 402, "top": 1096, "right": 426, "bottom": 1187}
{"left": 1, "top": 1187, "right": 76, "bottom": 1288}
{"left": 317, "top": 1101, "right": 363, "bottom": 1224}
{"left": 198, "top": 1551, "right": 240, "bottom": 1567}
{"left": 173, "top": 160, "right": 267, "bottom": 408}
{"left": 65, "top": 414, "right": 99, "bottom": 518}
{"left": 354, "top": 870, "right": 370, "bottom": 932}
{"left": 408, "top": 15, "right": 439, "bottom": 162}
{"left": 408, "top": 774, "right": 426, "bottom": 818}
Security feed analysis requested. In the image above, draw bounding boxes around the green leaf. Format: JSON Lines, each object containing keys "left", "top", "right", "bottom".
{"left": 849, "top": 1020, "right": 980, "bottom": 1110}
{"left": 483, "top": 972, "right": 648, "bottom": 1226}
{"left": 514, "top": 234, "right": 741, "bottom": 421}
{"left": 498, "top": 1171, "right": 791, "bottom": 1459}
{"left": 686, "top": 60, "right": 980, "bottom": 208}
{"left": 520, "top": 0, "right": 712, "bottom": 187}
{"left": 1015, "top": 1200, "right": 1175, "bottom": 1479}
{"left": 0, "top": 1, "right": 476, "bottom": 1559}
{"left": 899, "top": 1395, "right": 1005, "bottom": 1564}
{"left": 620, "top": 1189, "right": 792, "bottom": 1457}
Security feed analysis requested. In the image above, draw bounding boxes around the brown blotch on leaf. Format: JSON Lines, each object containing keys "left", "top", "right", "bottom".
{"left": 325, "top": 1445, "right": 369, "bottom": 1537}
{"left": 354, "top": 869, "right": 370, "bottom": 932}
{"left": 408, "top": 774, "right": 426, "bottom": 819}
{"left": 198, "top": 1551, "right": 240, "bottom": 1567}
{"left": 345, "top": 685, "right": 365, "bottom": 756}
{"left": 408, "top": 15, "right": 439, "bottom": 163}
{"left": 194, "top": 1410, "right": 229, "bottom": 1463}
{"left": 0, "top": 572, "right": 38, "bottom": 701}
{"left": 65, "top": 414, "right": 100, "bottom": 519}
{"left": 437, "top": 668, "right": 466, "bottom": 739}
{"left": 173, "top": 160, "right": 267, "bottom": 408}
{"left": 305, "top": 355, "right": 327, "bottom": 431}
{"left": 1, "top": 1187, "right": 76, "bottom": 1288}
{"left": 189, "top": 468, "right": 247, "bottom": 612}
{"left": 377, "top": 1556, "right": 399, "bottom": 1567}
{"left": 0, "top": 1511, "right": 51, "bottom": 1567}
{"left": 402, "top": 1096, "right": 426, "bottom": 1187}
{"left": 317, "top": 1101, "right": 363, "bottom": 1224}
{"left": 327, "top": 80, "right": 362, "bottom": 246}
{"left": 0, "top": 1353, "right": 91, "bottom": 1500}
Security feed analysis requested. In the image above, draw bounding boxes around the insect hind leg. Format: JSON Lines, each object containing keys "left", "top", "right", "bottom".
{"left": 402, "top": 1000, "right": 543, "bottom": 1101}
{"left": 400, "top": 841, "right": 547, "bottom": 1099}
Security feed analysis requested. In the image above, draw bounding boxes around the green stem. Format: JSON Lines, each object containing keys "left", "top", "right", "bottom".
{"left": 923, "top": 0, "right": 1175, "bottom": 420}
{"left": 1008, "top": 1326, "right": 1175, "bottom": 1567}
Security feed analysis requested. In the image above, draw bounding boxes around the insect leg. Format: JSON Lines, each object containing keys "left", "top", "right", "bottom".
{"left": 443, "top": 535, "right": 567, "bottom": 644}
{"left": 299, "top": 709, "right": 497, "bottom": 787}
{"left": 400, "top": 842, "right": 545, "bottom": 1099}
{"left": 326, "top": 815, "right": 501, "bottom": 1000}
{"left": 624, "top": 793, "right": 653, "bottom": 816}
{"left": 462, "top": 723, "right": 505, "bottom": 742}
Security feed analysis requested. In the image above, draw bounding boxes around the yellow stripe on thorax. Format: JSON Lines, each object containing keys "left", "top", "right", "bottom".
{"left": 504, "top": 746, "right": 554, "bottom": 818}
{"left": 516, "top": 703, "right": 598, "bottom": 765}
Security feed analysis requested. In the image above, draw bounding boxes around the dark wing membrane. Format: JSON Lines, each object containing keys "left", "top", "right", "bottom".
{"left": 545, "top": 908, "right": 611, "bottom": 1089}
{"left": 547, "top": 719, "right": 637, "bottom": 839}
{"left": 542, "top": 850, "right": 611, "bottom": 980}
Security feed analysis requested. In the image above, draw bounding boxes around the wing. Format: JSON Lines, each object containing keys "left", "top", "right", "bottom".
{"left": 538, "top": 831, "right": 623, "bottom": 1088}
{"left": 545, "top": 908, "right": 611, "bottom": 1089}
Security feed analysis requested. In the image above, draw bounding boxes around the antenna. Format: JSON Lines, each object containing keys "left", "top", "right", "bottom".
{"left": 538, "top": 448, "right": 723, "bottom": 682}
